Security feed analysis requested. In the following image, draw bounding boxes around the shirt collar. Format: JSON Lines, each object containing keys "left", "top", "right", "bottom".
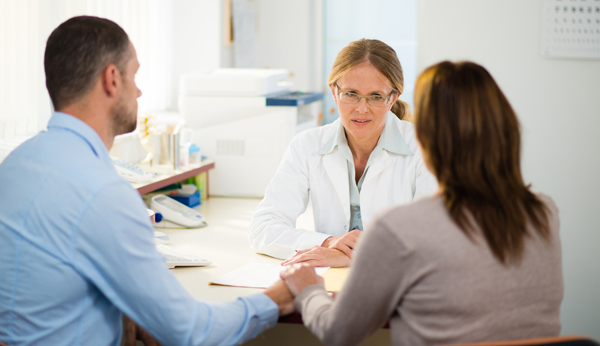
{"left": 47, "top": 111, "right": 110, "bottom": 162}
{"left": 317, "top": 111, "right": 412, "bottom": 156}
{"left": 317, "top": 118, "right": 345, "bottom": 155}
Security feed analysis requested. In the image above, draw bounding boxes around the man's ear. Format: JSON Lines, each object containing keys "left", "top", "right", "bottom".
{"left": 101, "top": 64, "right": 120, "bottom": 98}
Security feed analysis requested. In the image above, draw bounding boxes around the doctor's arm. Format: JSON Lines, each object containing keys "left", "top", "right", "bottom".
{"left": 249, "top": 135, "right": 331, "bottom": 259}
{"left": 280, "top": 229, "right": 361, "bottom": 267}
{"left": 413, "top": 149, "right": 439, "bottom": 200}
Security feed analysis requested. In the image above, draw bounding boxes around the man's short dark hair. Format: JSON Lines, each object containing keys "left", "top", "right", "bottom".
{"left": 44, "top": 16, "right": 130, "bottom": 110}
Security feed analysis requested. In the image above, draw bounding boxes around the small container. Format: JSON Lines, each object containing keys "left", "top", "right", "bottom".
{"left": 159, "top": 133, "right": 181, "bottom": 171}
{"left": 169, "top": 191, "right": 201, "bottom": 207}
{"left": 189, "top": 143, "right": 201, "bottom": 164}
{"left": 179, "top": 143, "right": 190, "bottom": 167}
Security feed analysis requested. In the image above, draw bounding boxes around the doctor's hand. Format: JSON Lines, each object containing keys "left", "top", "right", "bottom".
{"left": 280, "top": 263, "right": 325, "bottom": 296}
{"left": 264, "top": 279, "right": 296, "bottom": 316}
{"left": 281, "top": 246, "right": 351, "bottom": 268}
{"left": 321, "top": 229, "right": 362, "bottom": 258}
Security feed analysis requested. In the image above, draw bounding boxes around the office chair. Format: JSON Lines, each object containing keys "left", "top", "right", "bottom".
{"left": 443, "top": 335, "right": 600, "bottom": 346}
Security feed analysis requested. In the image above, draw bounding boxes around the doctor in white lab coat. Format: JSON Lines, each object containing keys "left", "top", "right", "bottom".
{"left": 249, "top": 39, "right": 438, "bottom": 267}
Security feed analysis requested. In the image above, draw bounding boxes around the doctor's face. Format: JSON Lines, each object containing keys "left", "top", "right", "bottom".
{"left": 331, "top": 62, "right": 398, "bottom": 145}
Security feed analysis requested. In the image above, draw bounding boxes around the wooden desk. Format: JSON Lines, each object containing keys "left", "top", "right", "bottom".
{"left": 133, "top": 160, "right": 215, "bottom": 195}
{"left": 157, "top": 197, "right": 391, "bottom": 346}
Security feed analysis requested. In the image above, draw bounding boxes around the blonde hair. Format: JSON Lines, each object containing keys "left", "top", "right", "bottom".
{"left": 328, "top": 39, "right": 412, "bottom": 122}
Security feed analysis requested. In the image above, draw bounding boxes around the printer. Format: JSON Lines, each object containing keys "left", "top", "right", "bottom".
{"left": 179, "top": 69, "right": 323, "bottom": 197}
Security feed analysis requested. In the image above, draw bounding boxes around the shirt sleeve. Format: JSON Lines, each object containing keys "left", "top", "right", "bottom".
{"left": 71, "top": 179, "right": 278, "bottom": 346}
{"left": 249, "top": 135, "right": 331, "bottom": 259}
{"left": 293, "top": 218, "right": 412, "bottom": 346}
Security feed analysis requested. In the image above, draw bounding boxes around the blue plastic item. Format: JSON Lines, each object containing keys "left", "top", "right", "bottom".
{"left": 266, "top": 91, "right": 324, "bottom": 107}
{"left": 169, "top": 191, "right": 201, "bottom": 208}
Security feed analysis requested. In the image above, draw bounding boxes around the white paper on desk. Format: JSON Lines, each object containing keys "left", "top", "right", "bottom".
{"left": 209, "top": 263, "right": 330, "bottom": 289}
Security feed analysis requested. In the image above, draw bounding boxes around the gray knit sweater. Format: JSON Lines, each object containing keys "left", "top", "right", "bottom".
{"left": 295, "top": 194, "right": 563, "bottom": 346}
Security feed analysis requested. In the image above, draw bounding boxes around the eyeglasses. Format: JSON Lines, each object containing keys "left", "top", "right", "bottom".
{"left": 335, "top": 84, "right": 396, "bottom": 107}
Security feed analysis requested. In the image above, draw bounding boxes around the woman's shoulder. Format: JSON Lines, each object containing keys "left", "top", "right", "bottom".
{"left": 361, "top": 196, "right": 449, "bottom": 256}
{"left": 533, "top": 192, "right": 560, "bottom": 234}
{"left": 374, "top": 196, "right": 446, "bottom": 235}
{"left": 535, "top": 192, "right": 558, "bottom": 213}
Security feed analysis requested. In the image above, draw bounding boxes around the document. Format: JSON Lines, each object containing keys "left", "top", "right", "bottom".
{"left": 209, "top": 263, "right": 330, "bottom": 289}
{"left": 320, "top": 268, "right": 350, "bottom": 292}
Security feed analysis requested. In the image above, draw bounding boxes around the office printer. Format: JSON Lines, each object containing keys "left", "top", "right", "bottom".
{"left": 179, "top": 69, "right": 323, "bottom": 197}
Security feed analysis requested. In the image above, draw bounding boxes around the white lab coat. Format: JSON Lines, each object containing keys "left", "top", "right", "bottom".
{"left": 249, "top": 112, "right": 438, "bottom": 259}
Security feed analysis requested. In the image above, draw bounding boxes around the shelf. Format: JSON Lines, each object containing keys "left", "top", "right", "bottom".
{"left": 132, "top": 160, "right": 215, "bottom": 195}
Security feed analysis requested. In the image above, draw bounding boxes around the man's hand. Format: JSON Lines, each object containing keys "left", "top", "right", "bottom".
{"left": 321, "top": 229, "right": 362, "bottom": 257}
{"left": 281, "top": 246, "right": 351, "bottom": 267}
{"left": 264, "top": 279, "right": 295, "bottom": 316}
{"left": 122, "top": 315, "right": 162, "bottom": 346}
{"left": 280, "top": 263, "right": 325, "bottom": 296}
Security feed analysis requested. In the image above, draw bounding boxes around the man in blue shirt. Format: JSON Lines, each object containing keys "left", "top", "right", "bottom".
{"left": 0, "top": 16, "right": 293, "bottom": 346}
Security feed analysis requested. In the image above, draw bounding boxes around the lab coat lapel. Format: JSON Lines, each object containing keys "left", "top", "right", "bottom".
{"left": 363, "top": 150, "right": 393, "bottom": 186}
{"left": 322, "top": 152, "right": 351, "bottom": 223}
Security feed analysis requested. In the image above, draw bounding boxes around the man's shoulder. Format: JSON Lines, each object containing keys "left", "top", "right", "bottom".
{"left": 3, "top": 130, "right": 123, "bottom": 195}
{"left": 374, "top": 196, "right": 445, "bottom": 238}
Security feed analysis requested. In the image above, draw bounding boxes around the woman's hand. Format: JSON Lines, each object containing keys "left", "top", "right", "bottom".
{"left": 321, "top": 229, "right": 362, "bottom": 257}
{"left": 280, "top": 263, "right": 325, "bottom": 296}
{"left": 281, "top": 246, "right": 351, "bottom": 267}
{"left": 264, "top": 279, "right": 296, "bottom": 316}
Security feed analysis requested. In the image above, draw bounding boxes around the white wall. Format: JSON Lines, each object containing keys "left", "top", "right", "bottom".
{"left": 256, "top": 0, "right": 323, "bottom": 92}
{"left": 171, "top": 0, "right": 222, "bottom": 109}
{"left": 322, "top": 0, "right": 418, "bottom": 124}
{"left": 418, "top": 0, "right": 600, "bottom": 339}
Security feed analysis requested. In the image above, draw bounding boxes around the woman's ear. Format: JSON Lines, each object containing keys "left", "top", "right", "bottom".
{"left": 389, "top": 91, "right": 400, "bottom": 111}
{"left": 329, "top": 84, "right": 339, "bottom": 106}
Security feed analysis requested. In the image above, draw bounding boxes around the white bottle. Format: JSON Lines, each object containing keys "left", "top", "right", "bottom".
{"left": 179, "top": 143, "right": 190, "bottom": 167}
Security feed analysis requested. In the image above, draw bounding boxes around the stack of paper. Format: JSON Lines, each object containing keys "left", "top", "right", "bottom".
{"left": 210, "top": 263, "right": 331, "bottom": 289}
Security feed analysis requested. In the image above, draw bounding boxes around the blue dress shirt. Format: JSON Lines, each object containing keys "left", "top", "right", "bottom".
{"left": 0, "top": 112, "right": 278, "bottom": 346}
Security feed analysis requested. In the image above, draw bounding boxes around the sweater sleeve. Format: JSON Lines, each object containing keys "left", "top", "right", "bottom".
{"left": 294, "top": 216, "right": 413, "bottom": 346}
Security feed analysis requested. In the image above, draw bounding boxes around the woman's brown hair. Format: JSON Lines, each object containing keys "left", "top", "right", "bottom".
{"left": 328, "top": 38, "right": 412, "bottom": 122}
{"left": 414, "top": 61, "right": 550, "bottom": 264}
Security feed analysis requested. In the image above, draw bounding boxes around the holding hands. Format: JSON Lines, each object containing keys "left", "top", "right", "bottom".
{"left": 264, "top": 279, "right": 296, "bottom": 316}
{"left": 274, "top": 230, "right": 360, "bottom": 307}
{"left": 280, "top": 263, "right": 325, "bottom": 296}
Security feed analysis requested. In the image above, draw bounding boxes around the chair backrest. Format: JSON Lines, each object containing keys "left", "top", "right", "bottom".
{"left": 442, "top": 335, "right": 600, "bottom": 346}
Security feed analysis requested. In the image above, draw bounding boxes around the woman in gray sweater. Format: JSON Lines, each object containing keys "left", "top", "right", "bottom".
{"left": 279, "top": 61, "right": 563, "bottom": 346}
